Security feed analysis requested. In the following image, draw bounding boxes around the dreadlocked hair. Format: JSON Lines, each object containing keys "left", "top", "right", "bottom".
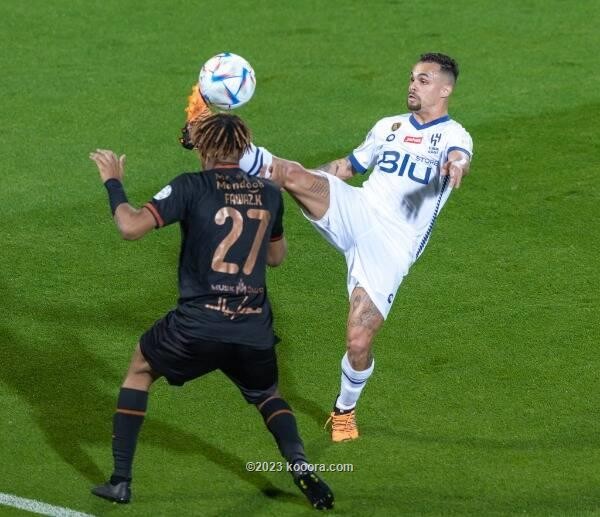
{"left": 190, "top": 113, "right": 252, "bottom": 163}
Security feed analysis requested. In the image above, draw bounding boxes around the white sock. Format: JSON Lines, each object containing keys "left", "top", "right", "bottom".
{"left": 335, "top": 353, "right": 374, "bottom": 410}
{"left": 238, "top": 144, "right": 273, "bottom": 176}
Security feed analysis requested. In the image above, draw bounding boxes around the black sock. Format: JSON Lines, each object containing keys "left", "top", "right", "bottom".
{"left": 258, "top": 397, "right": 307, "bottom": 467}
{"left": 110, "top": 387, "right": 148, "bottom": 483}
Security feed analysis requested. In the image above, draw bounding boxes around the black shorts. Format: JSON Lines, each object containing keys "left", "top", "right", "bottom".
{"left": 139, "top": 312, "right": 278, "bottom": 404}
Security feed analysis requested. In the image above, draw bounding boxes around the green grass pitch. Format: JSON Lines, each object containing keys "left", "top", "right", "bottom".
{"left": 1, "top": 0, "right": 599, "bottom": 515}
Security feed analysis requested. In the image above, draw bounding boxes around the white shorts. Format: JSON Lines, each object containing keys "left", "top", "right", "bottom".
{"left": 304, "top": 173, "right": 416, "bottom": 319}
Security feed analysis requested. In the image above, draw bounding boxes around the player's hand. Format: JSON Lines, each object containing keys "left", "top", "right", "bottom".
{"left": 90, "top": 149, "right": 126, "bottom": 183}
{"left": 441, "top": 158, "right": 467, "bottom": 188}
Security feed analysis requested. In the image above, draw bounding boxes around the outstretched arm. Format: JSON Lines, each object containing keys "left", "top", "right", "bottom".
{"left": 316, "top": 157, "right": 355, "bottom": 181}
{"left": 112, "top": 204, "right": 156, "bottom": 241}
{"left": 90, "top": 149, "right": 155, "bottom": 240}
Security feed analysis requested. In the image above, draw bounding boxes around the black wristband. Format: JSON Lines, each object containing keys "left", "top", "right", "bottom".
{"left": 104, "top": 178, "right": 128, "bottom": 215}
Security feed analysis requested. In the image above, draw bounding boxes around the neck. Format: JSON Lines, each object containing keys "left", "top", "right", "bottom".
{"left": 214, "top": 162, "right": 238, "bottom": 168}
{"left": 411, "top": 107, "right": 448, "bottom": 125}
{"left": 202, "top": 156, "right": 239, "bottom": 169}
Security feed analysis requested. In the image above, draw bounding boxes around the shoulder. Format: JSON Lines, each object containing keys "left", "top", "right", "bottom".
{"left": 151, "top": 172, "right": 199, "bottom": 200}
{"left": 260, "top": 178, "right": 284, "bottom": 209}
{"left": 446, "top": 118, "right": 472, "bottom": 137}
{"left": 361, "top": 114, "right": 411, "bottom": 143}
{"left": 170, "top": 171, "right": 204, "bottom": 184}
{"left": 181, "top": 171, "right": 211, "bottom": 190}
{"left": 371, "top": 114, "right": 410, "bottom": 132}
{"left": 171, "top": 171, "right": 215, "bottom": 200}
{"left": 445, "top": 119, "right": 473, "bottom": 155}
{"left": 262, "top": 177, "right": 283, "bottom": 198}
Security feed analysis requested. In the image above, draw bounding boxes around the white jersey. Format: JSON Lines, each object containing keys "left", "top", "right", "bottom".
{"left": 350, "top": 113, "right": 473, "bottom": 259}
{"left": 237, "top": 115, "right": 473, "bottom": 317}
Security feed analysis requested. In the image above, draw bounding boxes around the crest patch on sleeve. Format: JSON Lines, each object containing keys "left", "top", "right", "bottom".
{"left": 153, "top": 185, "right": 172, "bottom": 200}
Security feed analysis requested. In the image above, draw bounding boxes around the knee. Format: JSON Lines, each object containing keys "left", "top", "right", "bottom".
{"left": 346, "top": 328, "right": 373, "bottom": 364}
{"left": 131, "top": 344, "right": 152, "bottom": 373}
{"left": 347, "top": 326, "right": 371, "bottom": 351}
{"left": 122, "top": 343, "right": 158, "bottom": 390}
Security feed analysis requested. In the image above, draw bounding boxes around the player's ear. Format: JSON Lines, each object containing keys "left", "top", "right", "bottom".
{"left": 440, "top": 83, "right": 453, "bottom": 99}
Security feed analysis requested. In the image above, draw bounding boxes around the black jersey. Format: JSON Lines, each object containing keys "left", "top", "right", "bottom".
{"left": 144, "top": 166, "right": 284, "bottom": 349}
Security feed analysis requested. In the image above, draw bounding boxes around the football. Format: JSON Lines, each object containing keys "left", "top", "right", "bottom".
{"left": 199, "top": 52, "right": 256, "bottom": 110}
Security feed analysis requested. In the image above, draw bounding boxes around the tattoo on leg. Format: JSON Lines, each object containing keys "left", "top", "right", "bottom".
{"left": 351, "top": 292, "right": 362, "bottom": 312}
{"left": 355, "top": 302, "right": 381, "bottom": 330}
{"left": 308, "top": 176, "right": 330, "bottom": 198}
{"left": 349, "top": 289, "right": 383, "bottom": 332}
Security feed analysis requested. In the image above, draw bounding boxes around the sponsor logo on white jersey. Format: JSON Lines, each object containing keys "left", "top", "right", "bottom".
{"left": 428, "top": 133, "right": 442, "bottom": 154}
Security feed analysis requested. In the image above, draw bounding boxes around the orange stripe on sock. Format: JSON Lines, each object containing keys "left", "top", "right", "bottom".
{"left": 265, "top": 409, "right": 292, "bottom": 425}
{"left": 143, "top": 203, "right": 164, "bottom": 228}
{"left": 116, "top": 408, "right": 146, "bottom": 416}
{"left": 257, "top": 395, "right": 279, "bottom": 411}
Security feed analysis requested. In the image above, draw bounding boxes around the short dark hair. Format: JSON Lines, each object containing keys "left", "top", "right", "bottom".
{"left": 419, "top": 53, "right": 459, "bottom": 82}
{"left": 190, "top": 113, "right": 252, "bottom": 162}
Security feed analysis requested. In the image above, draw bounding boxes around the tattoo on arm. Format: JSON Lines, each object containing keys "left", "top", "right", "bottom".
{"left": 317, "top": 158, "right": 351, "bottom": 178}
{"left": 317, "top": 161, "right": 338, "bottom": 175}
{"left": 307, "top": 176, "right": 330, "bottom": 199}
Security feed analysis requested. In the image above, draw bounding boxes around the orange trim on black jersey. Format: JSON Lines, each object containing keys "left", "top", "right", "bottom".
{"left": 270, "top": 234, "right": 283, "bottom": 242}
{"left": 143, "top": 202, "right": 164, "bottom": 228}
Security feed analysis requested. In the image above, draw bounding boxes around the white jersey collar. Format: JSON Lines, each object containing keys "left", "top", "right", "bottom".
{"left": 409, "top": 114, "right": 451, "bottom": 130}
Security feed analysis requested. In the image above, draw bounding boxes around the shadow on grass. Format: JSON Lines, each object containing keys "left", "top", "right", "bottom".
{"left": 0, "top": 322, "right": 303, "bottom": 507}
{"left": 276, "top": 343, "right": 331, "bottom": 428}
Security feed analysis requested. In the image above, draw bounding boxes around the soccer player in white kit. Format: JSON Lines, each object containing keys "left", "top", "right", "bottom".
{"left": 182, "top": 52, "right": 473, "bottom": 442}
{"left": 264, "top": 53, "right": 473, "bottom": 441}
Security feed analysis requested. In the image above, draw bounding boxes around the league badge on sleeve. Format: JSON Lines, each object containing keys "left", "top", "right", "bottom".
{"left": 153, "top": 185, "right": 172, "bottom": 200}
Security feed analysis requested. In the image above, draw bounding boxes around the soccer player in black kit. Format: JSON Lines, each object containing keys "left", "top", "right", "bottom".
{"left": 89, "top": 114, "right": 334, "bottom": 510}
